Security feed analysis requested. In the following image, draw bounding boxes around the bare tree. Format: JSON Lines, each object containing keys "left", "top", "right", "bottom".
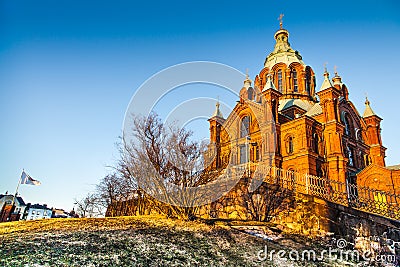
{"left": 74, "top": 193, "right": 103, "bottom": 218}
{"left": 242, "top": 181, "right": 294, "bottom": 222}
{"left": 96, "top": 174, "right": 120, "bottom": 210}
{"left": 121, "top": 112, "right": 217, "bottom": 220}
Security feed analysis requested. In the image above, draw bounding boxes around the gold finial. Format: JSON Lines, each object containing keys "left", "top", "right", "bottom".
{"left": 245, "top": 68, "right": 249, "bottom": 79}
{"left": 334, "top": 65, "right": 338, "bottom": 76}
{"left": 216, "top": 96, "right": 220, "bottom": 109}
{"left": 278, "top": 14, "right": 284, "bottom": 29}
{"left": 365, "top": 93, "right": 370, "bottom": 105}
{"left": 213, "top": 96, "right": 223, "bottom": 118}
{"left": 323, "top": 62, "right": 328, "bottom": 73}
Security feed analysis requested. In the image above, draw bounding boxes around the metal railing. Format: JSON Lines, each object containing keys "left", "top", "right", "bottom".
{"left": 252, "top": 165, "right": 400, "bottom": 221}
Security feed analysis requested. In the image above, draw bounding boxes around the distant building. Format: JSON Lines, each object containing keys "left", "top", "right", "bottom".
{"left": 26, "top": 204, "right": 52, "bottom": 220}
{"left": 51, "top": 208, "right": 79, "bottom": 218}
{"left": 52, "top": 208, "right": 70, "bottom": 218}
{"left": 0, "top": 194, "right": 27, "bottom": 222}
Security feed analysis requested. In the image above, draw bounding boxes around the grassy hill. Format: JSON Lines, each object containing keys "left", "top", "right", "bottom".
{"left": 0, "top": 216, "right": 347, "bottom": 267}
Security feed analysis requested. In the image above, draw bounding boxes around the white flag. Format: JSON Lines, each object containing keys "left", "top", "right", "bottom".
{"left": 21, "top": 171, "right": 41, "bottom": 186}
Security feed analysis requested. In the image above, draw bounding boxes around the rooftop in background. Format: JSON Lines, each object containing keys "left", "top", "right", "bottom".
{"left": 29, "top": 204, "right": 51, "bottom": 210}
{"left": 0, "top": 194, "right": 26, "bottom": 206}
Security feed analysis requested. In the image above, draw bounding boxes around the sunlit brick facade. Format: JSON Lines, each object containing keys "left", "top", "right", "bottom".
{"left": 208, "top": 26, "right": 399, "bottom": 195}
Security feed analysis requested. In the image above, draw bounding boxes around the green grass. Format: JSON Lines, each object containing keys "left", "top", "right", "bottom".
{"left": 0, "top": 216, "right": 348, "bottom": 266}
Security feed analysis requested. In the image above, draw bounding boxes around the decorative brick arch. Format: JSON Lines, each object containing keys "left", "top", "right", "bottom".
{"left": 271, "top": 63, "right": 287, "bottom": 92}
{"left": 288, "top": 62, "right": 304, "bottom": 93}
{"left": 258, "top": 67, "right": 269, "bottom": 88}
{"left": 283, "top": 134, "right": 295, "bottom": 155}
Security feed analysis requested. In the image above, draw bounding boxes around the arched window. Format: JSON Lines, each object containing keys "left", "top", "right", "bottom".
{"left": 343, "top": 113, "right": 353, "bottom": 137}
{"left": 287, "top": 136, "right": 294, "bottom": 154}
{"left": 240, "top": 116, "right": 250, "bottom": 138}
{"left": 292, "top": 69, "right": 298, "bottom": 92}
{"left": 277, "top": 69, "right": 283, "bottom": 92}
{"left": 247, "top": 87, "right": 254, "bottom": 100}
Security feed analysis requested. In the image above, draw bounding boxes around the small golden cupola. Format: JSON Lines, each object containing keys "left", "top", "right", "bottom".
{"left": 363, "top": 97, "right": 377, "bottom": 118}
{"left": 211, "top": 100, "right": 224, "bottom": 119}
{"left": 319, "top": 68, "right": 334, "bottom": 91}
{"left": 240, "top": 72, "right": 256, "bottom": 101}
{"left": 332, "top": 67, "right": 349, "bottom": 100}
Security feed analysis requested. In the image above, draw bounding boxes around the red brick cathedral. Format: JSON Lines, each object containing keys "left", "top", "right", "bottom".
{"left": 208, "top": 25, "right": 399, "bottom": 195}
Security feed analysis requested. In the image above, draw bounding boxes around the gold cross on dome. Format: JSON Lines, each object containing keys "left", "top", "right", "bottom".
{"left": 278, "top": 14, "right": 284, "bottom": 29}
{"left": 324, "top": 62, "right": 328, "bottom": 72}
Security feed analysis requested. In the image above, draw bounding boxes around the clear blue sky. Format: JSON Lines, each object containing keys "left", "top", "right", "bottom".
{"left": 1, "top": 0, "right": 399, "bottom": 211}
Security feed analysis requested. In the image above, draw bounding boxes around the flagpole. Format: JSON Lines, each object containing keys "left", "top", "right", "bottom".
{"left": 9, "top": 170, "right": 23, "bottom": 220}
